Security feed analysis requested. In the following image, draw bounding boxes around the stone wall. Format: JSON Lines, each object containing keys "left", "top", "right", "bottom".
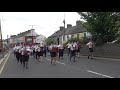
{"left": 64, "top": 43, "right": 120, "bottom": 59}
{"left": 80, "top": 43, "right": 120, "bottom": 59}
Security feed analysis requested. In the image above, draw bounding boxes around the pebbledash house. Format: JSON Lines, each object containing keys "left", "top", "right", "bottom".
{"left": 10, "top": 29, "right": 46, "bottom": 47}
{"left": 48, "top": 20, "right": 92, "bottom": 44}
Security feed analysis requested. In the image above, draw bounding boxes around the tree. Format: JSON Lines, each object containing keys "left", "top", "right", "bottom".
{"left": 45, "top": 38, "right": 56, "bottom": 45}
{"left": 77, "top": 12, "right": 120, "bottom": 45}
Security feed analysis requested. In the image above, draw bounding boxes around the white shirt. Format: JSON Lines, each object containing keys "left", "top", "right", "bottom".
{"left": 70, "top": 44, "right": 76, "bottom": 51}
{"left": 86, "top": 42, "right": 94, "bottom": 48}
{"left": 35, "top": 46, "right": 38, "bottom": 52}
{"left": 58, "top": 44, "right": 63, "bottom": 49}
{"left": 49, "top": 45, "right": 53, "bottom": 51}
{"left": 67, "top": 43, "right": 71, "bottom": 48}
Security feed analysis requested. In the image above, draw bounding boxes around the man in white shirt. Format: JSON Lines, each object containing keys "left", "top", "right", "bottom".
{"left": 58, "top": 44, "right": 64, "bottom": 59}
{"left": 35, "top": 45, "right": 38, "bottom": 60}
{"left": 86, "top": 40, "right": 95, "bottom": 59}
{"left": 67, "top": 42, "right": 71, "bottom": 56}
{"left": 69, "top": 42, "right": 76, "bottom": 62}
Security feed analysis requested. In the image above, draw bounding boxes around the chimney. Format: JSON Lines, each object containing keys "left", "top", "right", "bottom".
{"left": 60, "top": 26, "right": 65, "bottom": 30}
{"left": 76, "top": 20, "right": 82, "bottom": 26}
{"left": 67, "top": 24, "right": 72, "bottom": 28}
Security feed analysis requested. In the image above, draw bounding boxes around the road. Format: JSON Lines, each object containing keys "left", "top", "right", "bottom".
{"left": 0, "top": 51, "right": 120, "bottom": 78}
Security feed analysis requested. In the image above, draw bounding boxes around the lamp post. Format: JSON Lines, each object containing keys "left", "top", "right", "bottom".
{"left": 0, "top": 18, "right": 4, "bottom": 57}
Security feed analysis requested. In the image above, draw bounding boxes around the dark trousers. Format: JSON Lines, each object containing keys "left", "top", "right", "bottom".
{"left": 68, "top": 48, "right": 70, "bottom": 56}
{"left": 70, "top": 50, "right": 76, "bottom": 61}
{"left": 35, "top": 51, "right": 38, "bottom": 59}
{"left": 19, "top": 54, "right": 23, "bottom": 64}
{"left": 16, "top": 52, "right": 20, "bottom": 62}
{"left": 59, "top": 49, "right": 63, "bottom": 59}
{"left": 44, "top": 50, "right": 46, "bottom": 57}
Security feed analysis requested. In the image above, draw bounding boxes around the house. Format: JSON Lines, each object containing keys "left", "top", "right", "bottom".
{"left": 34, "top": 34, "right": 46, "bottom": 44}
{"left": 48, "top": 20, "right": 92, "bottom": 44}
{"left": 10, "top": 29, "right": 39, "bottom": 46}
{"left": 10, "top": 29, "right": 46, "bottom": 47}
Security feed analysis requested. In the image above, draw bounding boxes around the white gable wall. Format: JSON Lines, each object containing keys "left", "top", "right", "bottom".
{"left": 27, "top": 30, "right": 38, "bottom": 36}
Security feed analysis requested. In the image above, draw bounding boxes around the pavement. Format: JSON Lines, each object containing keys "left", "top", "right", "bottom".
{"left": 0, "top": 51, "right": 9, "bottom": 65}
{"left": 0, "top": 51, "right": 120, "bottom": 78}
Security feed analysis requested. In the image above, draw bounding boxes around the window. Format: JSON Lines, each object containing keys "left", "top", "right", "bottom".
{"left": 77, "top": 34, "right": 79, "bottom": 39}
{"left": 67, "top": 35, "right": 69, "bottom": 40}
{"left": 84, "top": 33, "right": 86, "bottom": 37}
{"left": 63, "top": 36, "right": 65, "bottom": 41}
{"left": 71, "top": 35, "right": 74, "bottom": 38}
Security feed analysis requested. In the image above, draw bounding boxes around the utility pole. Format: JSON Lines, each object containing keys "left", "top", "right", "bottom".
{"left": 7, "top": 35, "right": 9, "bottom": 51}
{"left": 63, "top": 13, "right": 66, "bottom": 41}
{"left": 29, "top": 25, "right": 35, "bottom": 36}
{"left": 29, "top": 25, "right": 36, "bottom": 45}
{"left": 0, "top": 18, "right": 4, "bottom": 57}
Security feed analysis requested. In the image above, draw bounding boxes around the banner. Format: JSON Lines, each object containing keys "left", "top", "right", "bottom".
{"left": 25, "top": 36, "right": 33, "bottom": 45}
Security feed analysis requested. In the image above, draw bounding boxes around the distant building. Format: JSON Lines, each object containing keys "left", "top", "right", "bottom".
{"left": 48, "top": 20, "right": 92, "bottom": 44}
{"left": 10, "top": 29, "right": 46, "bottom": 47}
{"left": 34, "top": 34, "right": 46, "bottom": 44}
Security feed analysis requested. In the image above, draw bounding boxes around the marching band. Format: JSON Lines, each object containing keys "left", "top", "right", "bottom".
{"left": 13, "top": 41, "right": 82, "bottom": 69}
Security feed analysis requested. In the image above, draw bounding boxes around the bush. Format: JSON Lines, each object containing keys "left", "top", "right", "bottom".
{"left": 94, "top": 37, "right": 104, "bottom": 46}
{"left": 81, "top": 36, "right": 89, "bottom": 45}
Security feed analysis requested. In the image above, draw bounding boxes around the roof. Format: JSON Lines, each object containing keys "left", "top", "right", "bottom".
{"left": 65, "top": 25, "right": 86, "bottom": 35}
{"left": 17, "top": 30, "right": 31, "bottom": 37}
{"left": 10, "top": 35, "right": 17, "bottom": 38}
{"left": 48, "top": 24, "right": 87, "bottom": 38}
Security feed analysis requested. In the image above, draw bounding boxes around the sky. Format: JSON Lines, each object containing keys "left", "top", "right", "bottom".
{"left": 0, "top": 12, "right": 82, "bottom": 39}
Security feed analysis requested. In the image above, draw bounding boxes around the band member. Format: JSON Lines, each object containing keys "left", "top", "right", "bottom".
{"left": 66, "top": 42, "right": 71, "bottom": 56}
{"left": 32, "top": 45, "right": 36, "bottom": 58}
{"left": 76, "top": 42, "right": 81, "bottom": 58}
{"left": 22, "top": 46, "right": 30, "bottom": 69}
{"left": 49, "top": 43, "right": 58, "bottom": 64}
{"left": 15, "top": 46, "right": 20, "bottom": 63}
{"left": 69, "top": 42, "right": 77, "bottom": 62}
{"left": 35, "top": 45, "right": 38, "bottom": 60}
{"left": 58, "top": 44, "right": 64, "bottom": 60}
{"left": 13, "top": 46, "right": 17, "bottom": 57}
{"left": 43, "top": 45, "right": 47, "bottom": 57}
{"left": 37, "top": 44, "right": 44, "bottom": 62}
{"left": 19, "top": 47, "right": 23, "bottom": 64}
{"left": 86, "top": 40, "right": 95, "bottom": 59}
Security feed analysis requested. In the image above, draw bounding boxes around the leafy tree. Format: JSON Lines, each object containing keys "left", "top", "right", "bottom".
{"left": 77, "top": 12, "right": 120, "bottom": 45}
{"left": 45, "top": 38, "right": 56, "bottom": 45}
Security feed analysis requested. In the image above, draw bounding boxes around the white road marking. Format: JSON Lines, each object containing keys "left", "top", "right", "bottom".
{"left": 46, "top": 58, "right": 66, "bottom": 65}
{"left": 56, "top": 61, "right": 66, "bottom": 65}
{"left": 0, "top": 51, "right": 11, "bottom": 75}
{"left": 87, "top": 70, "right": 114, "bottom": 78}
{"left": 0, "top": 54, "right": 9, "bottom": 65}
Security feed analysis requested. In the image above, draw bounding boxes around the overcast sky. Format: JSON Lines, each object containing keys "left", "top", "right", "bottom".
{"left": 0, "top": 12, "right": 82, "bottom": 39}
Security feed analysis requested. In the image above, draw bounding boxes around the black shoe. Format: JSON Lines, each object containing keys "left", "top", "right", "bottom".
{"left": 91, "top": 58, "right": 93, "bottom": 59}
{"left": 88, "top": 56, "right": 89, "bottom": 59}
{"left": 51, "top": 60, "right": 52, "bottom": 64}
{"left": 26, "top": 66, "right": 28, "bottom": 69}
{"left": 74, "top": 60, "right": 76, "bottom": 62}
